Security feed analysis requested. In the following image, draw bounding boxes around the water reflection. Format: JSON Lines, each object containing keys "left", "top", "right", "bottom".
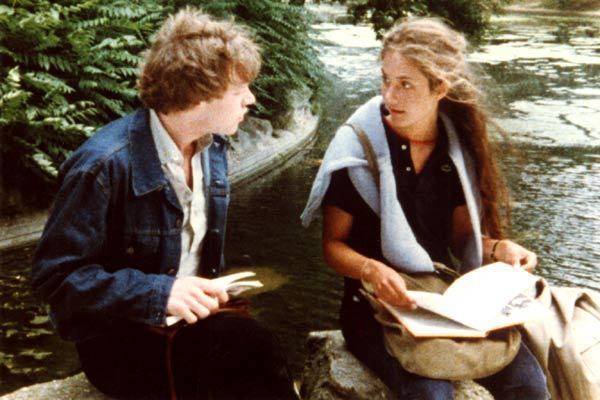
{"left": 473, "top": 16, "right": 600, "bottom": 147}
{"left": 0, "top": 14, "right": 599, "bottom": 394}
{"left": 0, "top": 245, "right": 79, "bottom": 394}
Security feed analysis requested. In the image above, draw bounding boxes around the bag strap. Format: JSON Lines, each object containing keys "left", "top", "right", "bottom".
{"left": 344, "top": 123, "right": 380, "bottom": 191}
{"left": 344, "top": 124, "right": 462, "bottom": 282}
{"left": 433, "top": 261, "right": 461, "bottom": 280}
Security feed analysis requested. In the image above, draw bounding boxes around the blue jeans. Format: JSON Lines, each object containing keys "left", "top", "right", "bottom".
{"left": 341, "top": 293, "right": 549, "bottom": 400}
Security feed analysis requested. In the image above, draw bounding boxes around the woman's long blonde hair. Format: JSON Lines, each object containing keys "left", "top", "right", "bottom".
{"left": 382, "top": 17, "right": 510, "bottom": 238}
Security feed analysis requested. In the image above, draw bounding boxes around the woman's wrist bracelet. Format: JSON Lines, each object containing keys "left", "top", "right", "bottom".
{"left": 360, "top": 258, "right": 372, "bottom": 282}
{"left": 490, "top": 239, "right": 502, "bottom": 262}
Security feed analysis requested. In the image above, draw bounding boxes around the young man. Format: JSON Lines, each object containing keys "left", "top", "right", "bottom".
{"left": 32, "top": 8, "right": 297, "bottom": 400}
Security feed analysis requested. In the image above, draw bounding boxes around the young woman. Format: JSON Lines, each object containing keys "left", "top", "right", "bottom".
{"left": 302, "top": 18, "right": 549, "bottom": 399}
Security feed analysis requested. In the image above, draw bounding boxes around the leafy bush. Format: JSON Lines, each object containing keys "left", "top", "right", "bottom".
{"left": 0, "top": 0, "right": 166, "bottom": 187}
{"left": 0, "top": 0, "right": 324, "bottom": 207}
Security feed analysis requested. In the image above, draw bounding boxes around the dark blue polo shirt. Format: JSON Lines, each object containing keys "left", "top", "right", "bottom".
{"left": 323, "top": 106, "right": 465, "bottom": 268}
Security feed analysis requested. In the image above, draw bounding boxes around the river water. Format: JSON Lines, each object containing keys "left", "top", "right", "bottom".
{"left": 1, "top": 13, "right": 599, "bottom": 394}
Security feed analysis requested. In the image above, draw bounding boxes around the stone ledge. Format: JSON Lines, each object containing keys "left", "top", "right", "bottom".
{"left": 0, "top": 373, "right": 110, "bottom": 400}
{"left": 300, "top": 330, "right": 493, "bottom": 400}
{"left": 0, "top": 94, "right": 319, "bottom": 252}
{"left": 0, "top": 210, "right": 49, "bottom": 251}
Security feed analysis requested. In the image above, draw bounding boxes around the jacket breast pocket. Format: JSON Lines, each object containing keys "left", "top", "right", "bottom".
{"left": 122, "top": 233, "right": 160, "bottom": 263}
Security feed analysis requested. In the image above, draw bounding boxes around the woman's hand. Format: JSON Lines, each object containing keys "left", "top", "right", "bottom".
{"left": 322, "top": 205, "right": 415, "bottom": 309}
{"left": 362, "top": 259, "right": 416, "bottom": 310}
{"left": 166, "top": 277, "right": 229, "bottom": 324}
{"left": 492, "top": 239, "right": 538, "bottom": 272}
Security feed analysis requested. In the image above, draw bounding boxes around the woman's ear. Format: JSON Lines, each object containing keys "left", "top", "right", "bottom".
{"left": 435, "top": 80, "right": 449, "bottom": 101}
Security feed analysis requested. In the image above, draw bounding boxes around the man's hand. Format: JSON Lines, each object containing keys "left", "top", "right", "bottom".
{"left": 494, "top": 239, "right": 538, "bottom": 272}
{"left": 362, "top": 259, "right": 416, "bottom": 310}
{"left": 166, "top": 277, "right": 229, "bottom": 324}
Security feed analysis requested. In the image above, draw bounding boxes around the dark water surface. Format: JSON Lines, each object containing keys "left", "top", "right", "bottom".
{"left": 1, "top": 14, "right": 599, "bottom": 394}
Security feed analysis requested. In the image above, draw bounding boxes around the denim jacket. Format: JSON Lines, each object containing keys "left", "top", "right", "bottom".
{"left": 31, "top": 108, "right": 230, "bottom": 341}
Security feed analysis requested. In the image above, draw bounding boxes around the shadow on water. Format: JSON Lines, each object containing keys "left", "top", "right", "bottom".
{"left": 0, "top": 245, "right": 79, "bottom": 394}
{"left": 1, "top": 14, "right": 599, "bottom": 393}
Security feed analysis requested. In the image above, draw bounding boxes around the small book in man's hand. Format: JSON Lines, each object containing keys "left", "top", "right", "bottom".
{"left": 165, "top": 271, "right": 263, "bottom": 327}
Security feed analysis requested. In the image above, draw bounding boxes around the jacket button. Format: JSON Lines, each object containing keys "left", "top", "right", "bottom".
{"left": 126, "top": 246, "right": 135, "bottom": 255}
{"left": 175, "top": 218, "right": 182, "bottom": 228}
{"left": 167, "top": 268, "right": 177, "bottom": 276}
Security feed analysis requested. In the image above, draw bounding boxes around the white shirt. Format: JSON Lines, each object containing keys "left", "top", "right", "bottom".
{"left": 150, "top": 110, "right": 213, "bottom": 278}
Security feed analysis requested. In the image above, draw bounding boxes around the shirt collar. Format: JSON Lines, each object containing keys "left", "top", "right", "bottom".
{"left": 379, "top": 104, "right": 449, "bottom": 160}
{"left": 149, "top": 109, "right": 214, "bottom": 166}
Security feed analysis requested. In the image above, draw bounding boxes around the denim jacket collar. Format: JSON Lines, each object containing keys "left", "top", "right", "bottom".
{"left": 129, "top": 108, "right": 170, "bottom": 197}
{"left": 128, "top": 108, "right": 230, "bottom": 197}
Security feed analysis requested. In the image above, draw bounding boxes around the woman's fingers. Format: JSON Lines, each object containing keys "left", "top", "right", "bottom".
{"left": 520, "top": 251, "right": 537, "bottom": 272}
{"left": 498, "top": 240, "right": 538, "bottom": 273}
{"left": 387, "top": 276, "right": 416, "bottom": 309}
{"left": 371, "top": 267, "right": 415, "bottom": 309}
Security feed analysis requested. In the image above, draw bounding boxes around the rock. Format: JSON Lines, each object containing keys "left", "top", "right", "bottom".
{"left": 300, "top": 330, "right": 493, "bottom": 400}
{"left": 238, "top": 116, "right": 274, "bottom": 139}
{"left": 0, "top": 373, "right": 111, "bottom": 400}
{"left": 274, "top": 86, "right": 314, "bottom": 130}
{"left": 300, "top": 331, "right": 392, "bottom": 400}
{"left": 228, "top": 89, "right": 319, "bottom": 185}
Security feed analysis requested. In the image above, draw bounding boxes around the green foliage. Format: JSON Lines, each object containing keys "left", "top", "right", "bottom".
{"left": 348, "top": 0, "right": 513, "bottom": 39}
{"left": 0, "top": 0, "right": 167, "bottom": 186}
{"left": 1, "top": 0, "right": 325, "bottom": 200}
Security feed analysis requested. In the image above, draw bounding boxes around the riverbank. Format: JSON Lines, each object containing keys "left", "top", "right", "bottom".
{"left": 0, "top": 94, "right": 319, "bottom": 252}
{"left": 304, "top": 0, "right": 600, "bottom": 22}
{"left": 504, "top": 0, "right": 600, "bottom": 17}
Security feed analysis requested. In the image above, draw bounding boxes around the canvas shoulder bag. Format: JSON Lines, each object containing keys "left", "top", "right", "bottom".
{"left": 345, "top": 122, "right": 522, "bottom": 380}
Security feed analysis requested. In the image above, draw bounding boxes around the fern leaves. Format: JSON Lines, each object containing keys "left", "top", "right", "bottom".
{"left": 0, "top": 0, "right": 164, "bottom": 181}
